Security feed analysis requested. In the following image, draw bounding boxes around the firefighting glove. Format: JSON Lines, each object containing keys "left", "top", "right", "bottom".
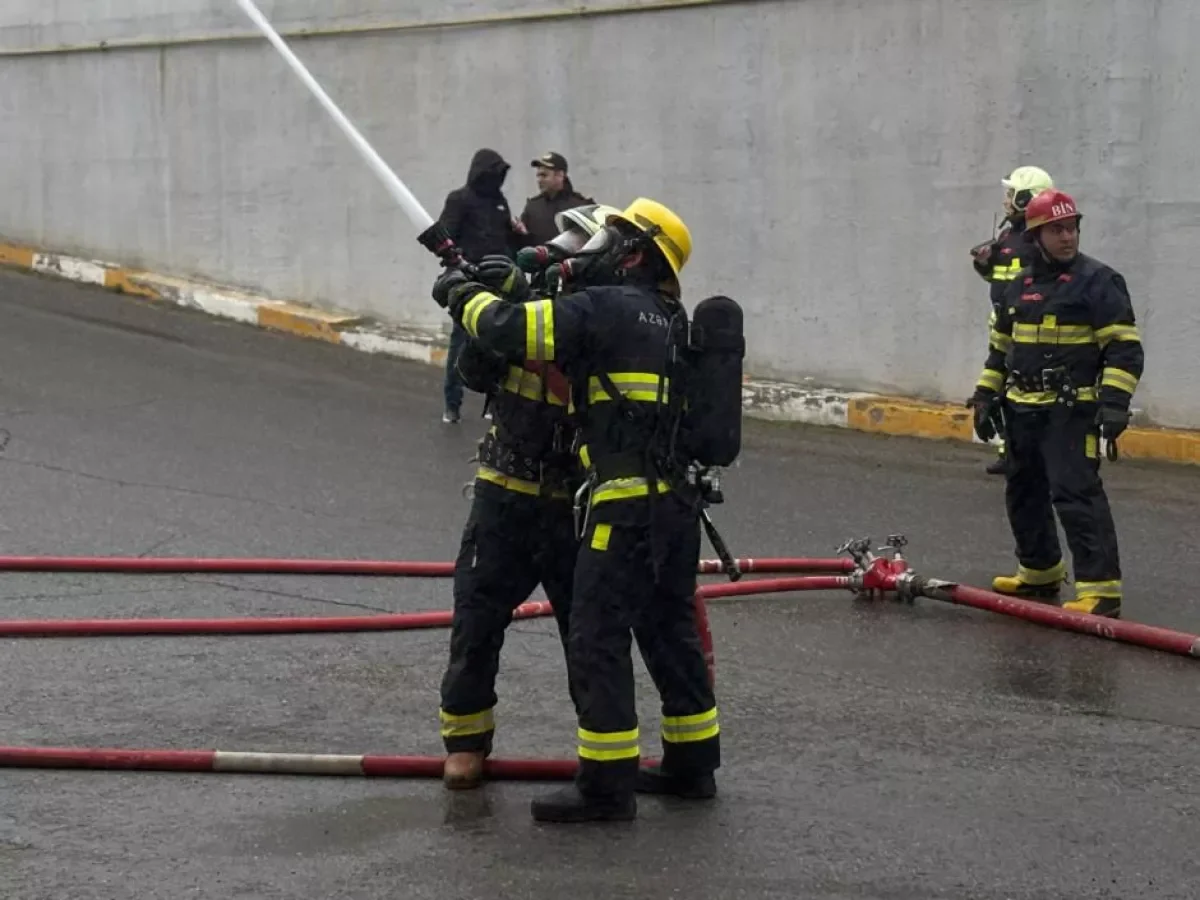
{"left": 516, "top": 246, "right": 547, "bottom": 273}
{"left": 474, "top": 255, "right": 532, "bottom": 302}
{"left": 1095, "top": 404, "right": 1130, "bottom": 442}
{"left": 966, "top": 391, "right": 999, "bottom": 443}
{"left": 431, "top": 267, "right": 470, "bottom": 309}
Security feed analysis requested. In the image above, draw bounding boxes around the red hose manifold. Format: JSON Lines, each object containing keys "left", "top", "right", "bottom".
{"left": 839, "top": 535, "right": 1200, "bottom": 661}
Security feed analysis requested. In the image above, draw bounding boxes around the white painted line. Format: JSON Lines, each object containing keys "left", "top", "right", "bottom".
{"left": 32, "top": 253, "right": 108, "bottom": 286}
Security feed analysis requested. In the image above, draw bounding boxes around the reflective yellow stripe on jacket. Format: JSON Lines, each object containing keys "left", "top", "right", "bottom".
{"left": 503, "top": 366, "right": 567, "bottom": 406}
{"left": 1006, "top": 386, "right": 1098, "bottom": 405}
{"left": 977, "top": 368, "right": 1005, "bottom": 393}
{"left": 591, "top": 476, "right": 672, "bottom": 506}
{"left": 525, "top": 298, "right": 555, "bottom": 361}
{"left": 476, "top": 465, "right": 542, "bottom": 496}
{"left": 990, "top": 259, "right": 1024, "bottom": 282}
{"left": 1011, "top": 322, "right": 1096, "bottom": 345}
{"left": 1095, "top": 323, "right": 1141, "bottom": 348}
{"left": 1101, "top": 367, "right": 1140, "bottom": 395}
{"left": 588, "top": 372, "right": 668, "bottom": 404}
{"left": 462, "top": 292, "right": 498, "bottom": 337}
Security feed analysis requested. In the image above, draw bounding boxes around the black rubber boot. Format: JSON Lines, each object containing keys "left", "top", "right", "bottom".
{"left": 530, "top": 785, "right": 636, "bottom": 823}
{"left": 635, "top": 765, "right": 717, "bottom": 799}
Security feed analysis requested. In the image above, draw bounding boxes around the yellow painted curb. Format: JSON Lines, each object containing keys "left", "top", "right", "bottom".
{"left": 104, "top": 266, "right": 162, "bottom": 300}
{"left": 1118, "top": 426, "right": 1200, "bottom": 466}
{"left": 256, "top": 302, "right": 363, "bottom": 344}
{"left": 0, "top": 242, "right": 34, "bottom": 269}
{"left": 846, "top": 392, "right": 1200, "bottom": 467}
{"left": 848, "top": 395, "right": 974, "bottom": 442}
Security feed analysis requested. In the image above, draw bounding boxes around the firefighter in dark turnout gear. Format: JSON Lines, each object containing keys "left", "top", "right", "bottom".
{"left": 433, "top": 198, "right": 722, "bottom": 823}
{"left": 969, "top": 190, "right": 1144, "bottom": 619}
{"left": 969, "top": 166, "right": 1056, "bottom": 474}
{"left": 436, "top": 208, "right": 622, "bottom": 790}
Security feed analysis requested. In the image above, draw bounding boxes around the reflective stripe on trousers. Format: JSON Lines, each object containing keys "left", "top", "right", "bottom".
{"left": 661, "top": 708, "right": 719, "bottom": 744}
{"left": 439, "top": 707, "right": 495, "bottom": 739}
{"left": 578, "top": 726, "right": 640, "bottom": 762}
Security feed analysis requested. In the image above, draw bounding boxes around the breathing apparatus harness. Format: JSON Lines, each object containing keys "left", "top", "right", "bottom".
{"left": 547, "top": 222, "right": 743, "bottom": 580}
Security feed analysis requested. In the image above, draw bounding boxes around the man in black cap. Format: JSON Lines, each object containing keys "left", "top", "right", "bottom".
{"left": 518, "top": 152, "right": 595, "bottom": 245}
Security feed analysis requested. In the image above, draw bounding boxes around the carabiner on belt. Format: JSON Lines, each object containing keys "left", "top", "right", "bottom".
{"left": 573, "top": 472, "right": 597, "bottom": 540}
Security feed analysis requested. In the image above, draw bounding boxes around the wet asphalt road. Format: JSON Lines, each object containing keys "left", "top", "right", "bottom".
{"left": 0, "top": 269, "right": 1197, "bottom": 900}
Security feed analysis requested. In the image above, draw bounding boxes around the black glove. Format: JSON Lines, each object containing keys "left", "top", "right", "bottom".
{"left": 431, "top": 267, "right": 470, "bottom": 309}
{"left": 966, "top": 392, "right": 1000, "bottom": 443}
{"left": 475, "top": 255, "right": 532, "bottom": 301}
{"left": 1095, "top": 405, "right": 1130, "bottom": 442}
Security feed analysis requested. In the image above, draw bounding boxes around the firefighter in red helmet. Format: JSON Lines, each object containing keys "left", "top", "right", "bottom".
{"left": 968, "top": 190, "right": 1144, "bottom": 619}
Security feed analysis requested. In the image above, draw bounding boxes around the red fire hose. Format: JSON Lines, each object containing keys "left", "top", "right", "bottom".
{"left": 2, "top": 546, "right": 1194, "bottom": 784}
{"left": 0, "top": 575, "right": 857, "bottom": 781}
{"left": 0, "top": 555, "right": 852, "bottom": 575}
{"left": 849, "top": 553, "right": 1200, "bottom": 662}
{"left": 698, "top": 575, "right": 851, "bottom": 600}
{"left": 0, "top": 745, "right": 588, "bottom": 780}
{"left": 0, "top": 601, "right": 556, "bottom": 638}
{"left": 927, "top": 582, "right": 1200, "bottom": 660}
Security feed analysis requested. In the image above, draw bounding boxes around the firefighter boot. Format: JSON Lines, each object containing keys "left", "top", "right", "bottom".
{"left": 1062, "top": 590, "right": 1122, "bottom": 619}
{"left": 992, "top": 561, "right": 1066, "bottom": 600}
{"left": 530, "top": 785, "right": 637, "bottom": 824}
{"left": 636, "top": 765, "right": 717, "bottom": 799}
{"left": 442, "top": 751, "right": 485, "bottom": 790}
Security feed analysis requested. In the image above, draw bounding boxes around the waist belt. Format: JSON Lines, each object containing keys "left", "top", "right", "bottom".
{"left": 1007, "top": 367, "right": 1098, "bottom": 407}
{"left": 476, "top": 431, "right": 577, "bottom": 495}
{"left": 1008, "top": 366, "right": 1073, "bottom": 393}
{"left": 590, "top": 450, "right": 651, "bottom": 484}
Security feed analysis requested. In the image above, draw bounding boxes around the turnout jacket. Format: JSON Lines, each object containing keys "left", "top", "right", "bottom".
{"left": 456, "top": 336, "right": 579, "bottom": 497}
{"left": 972, "top": 217, "right": 1034, "bottom": 311}
{"left": 975, "top": 251, "right": 1144, "bottom": 411}
{"left": 455, "top": 282, "right": 687, "bottom": 504}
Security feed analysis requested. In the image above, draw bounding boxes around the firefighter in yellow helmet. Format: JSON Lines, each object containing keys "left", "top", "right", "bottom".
{"left": 436, "top": 203, "right": 621, "bottom": 791}
{"left": 432, "top": 197, "right": 729, "bottom": 822}
{"left": 969, "top": 166, "right": 1055, "bottom": 474}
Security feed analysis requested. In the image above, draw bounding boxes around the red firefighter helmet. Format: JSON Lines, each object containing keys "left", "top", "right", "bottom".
{"left": 1024, "top": 190, "right": 1082, "bottom": 231}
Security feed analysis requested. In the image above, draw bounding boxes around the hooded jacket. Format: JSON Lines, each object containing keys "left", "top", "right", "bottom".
{"left": 436, "top": 149, "right": 529, "bottom": 263}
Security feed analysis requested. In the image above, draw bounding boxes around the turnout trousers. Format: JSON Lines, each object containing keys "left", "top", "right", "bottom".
{"left": 439, "top": 478, "right": 579, "bottom": 754}
{"left": 1003, "top": 402, "right": 1122, "bottom": 597}
{"left": 569, "top": 490, "right": 720, "bottom": 799}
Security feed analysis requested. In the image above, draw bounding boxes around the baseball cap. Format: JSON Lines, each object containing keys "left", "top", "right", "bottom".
{"left": 531, "top": 151, "right": 568, "bottom": 172}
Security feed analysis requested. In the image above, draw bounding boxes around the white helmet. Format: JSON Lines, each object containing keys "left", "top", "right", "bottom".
{"left": 548, "top": 203, "right": 624, "bottom": 256}
{"left": 1001, "top": 166, "right": 1055, "bottom": 212}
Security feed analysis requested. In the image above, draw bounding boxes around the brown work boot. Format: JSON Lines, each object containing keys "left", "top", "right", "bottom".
{"left": 442, "top": 751, "right": 485, "bottom": 790}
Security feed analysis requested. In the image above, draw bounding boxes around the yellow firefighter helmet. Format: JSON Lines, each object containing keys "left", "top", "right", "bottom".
{"left": 607, "top": 198, "right": 692, "bottom": 279}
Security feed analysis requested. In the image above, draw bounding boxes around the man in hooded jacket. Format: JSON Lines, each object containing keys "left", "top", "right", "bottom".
{"left": 435, "top": 149, "right": 531, "bottom": 422}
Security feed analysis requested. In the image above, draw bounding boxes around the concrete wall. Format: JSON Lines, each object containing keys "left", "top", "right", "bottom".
{"left": 2, "top": 0, "right": 1198, "bottom": 427}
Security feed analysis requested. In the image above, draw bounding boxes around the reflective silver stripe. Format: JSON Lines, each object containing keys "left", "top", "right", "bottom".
{"left": 534, "top": 300, "right": 546, "bottom": 360}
